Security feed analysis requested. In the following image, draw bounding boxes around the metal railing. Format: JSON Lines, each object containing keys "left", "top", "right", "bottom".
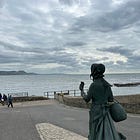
{"left": 8, "top": 92, "right": 28, "bottom": 97}
{"left": 44, "top": 89, "right": 88, "bottom": 98}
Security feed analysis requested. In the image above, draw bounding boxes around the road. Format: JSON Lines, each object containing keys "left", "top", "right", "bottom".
{"left": 0, "top": 100, "right": 139, "bottom": 140}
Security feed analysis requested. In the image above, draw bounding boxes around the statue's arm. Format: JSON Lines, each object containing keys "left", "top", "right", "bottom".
{"left": 83, "top": 83, "right": 93, "bottom": 103}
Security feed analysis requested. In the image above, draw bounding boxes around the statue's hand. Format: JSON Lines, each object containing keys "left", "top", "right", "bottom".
{"left": 81, "top": 91, "right": 86, "bottom": 97}
{"left": 79, "top": 82, "right": 84, "bottom": 91}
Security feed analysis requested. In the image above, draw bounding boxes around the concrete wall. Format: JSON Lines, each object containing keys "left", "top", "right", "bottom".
{"left": 55, "top": 94, "right": 140, "bottom": 114}
{"left": 13, "top": 96, "right": 48, "bottom": 102}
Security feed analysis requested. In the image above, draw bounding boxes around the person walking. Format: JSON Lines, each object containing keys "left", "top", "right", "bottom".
{"left": 7, "top": 94, "right": 13, "bottom": 108}
{"left": 0, "top": 93, "right": 2, "bottom": 100}
{"left": 1, "top": 93, "right": 4, "bottom": 105}
{"left": 79, "top": 81, "right": 85, "bottom": 96}
{"left": 0, "top": 93, "right": 3, "bottom": 105}
{"left": 3, "top": 94, "right": 7, "bottom": 105}
{"left": 82, "top": 63, "right": 126, "bottom": 140}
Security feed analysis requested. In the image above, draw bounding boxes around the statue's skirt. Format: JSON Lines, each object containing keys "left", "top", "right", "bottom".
{"left": 88, "top": 104, "right": 126, "bottom": 140}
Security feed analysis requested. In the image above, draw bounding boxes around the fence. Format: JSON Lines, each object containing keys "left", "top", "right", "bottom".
{"left": 3, "top": 89, "right": 88, "bottom": 98}
{"left": 44, "top": 89, "right": 88, "bottom": 99}
{"left": 8, "top": 92, "right": 28, "bottom": 97}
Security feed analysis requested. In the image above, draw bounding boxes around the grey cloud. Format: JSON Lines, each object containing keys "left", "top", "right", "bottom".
{"left": 59, "top": 0, "right": 112, "bottom": 9}
{"left": 15, "top": 11, "right": 38, "bottom": 23}
{"left": 0, "top": 41, "right": 42, "bottom": 54}
{"left": 59, "top": 0, "right": 79, "bottom": 6}
{"left": 0, "top": 0, "right": 6, "bottom": 8}
{"left": 0, "top": 54, "right": 22, "bottom": 63}
{"left": 29, "top": 50, "right": 79, "bottom": 67}
{"left": 97, "top": 46, "right": 132, "bottom": 56}
{"left": 16, "top": 33, "right": 47, "bottom": 47}
{"left": 45, "top": 47, "right": 64, "bottom": 52}
{"left": 0, "top": 39, "right": 64, "bottom": 55}
{"left": 24, "top": 52, "right": 80, "bottom": 73}
{"left": 90, "top": 0, "right": 112, "bottom": 10}
{"left": 0, "top": 41, "right": 24, "bottom": 52}
{"left": 97, "top": 46, "right": 140, "bottom": 68}
{"left": 65, "top": 42, "right": 86, "bottom": 47}
{"left": 5, "top": 2, "right": 39, "bottom": 23}
{"left": 0, "top": 40, "right": 62, "bottom": 55}
{"left": 81, "top": 56, "right": 110, "bottom": 67}
{"left": 95, "top": 0, "right": 140, "bottom": 32}
{"left": 0, "top": 40, "right": 80, "bottom": 68}
{"left": 70, "top": 0, "right": 140, "bottom": 33}
{"left": 0, "top": 0, "right": 140, "bottom": 73}
{"left": 128, "top": 54, "right": 140, "bottom": 65}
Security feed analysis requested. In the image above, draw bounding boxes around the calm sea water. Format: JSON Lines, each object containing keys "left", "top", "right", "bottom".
{"left": 0, "top": 73, "right": 140, "bottom": 96}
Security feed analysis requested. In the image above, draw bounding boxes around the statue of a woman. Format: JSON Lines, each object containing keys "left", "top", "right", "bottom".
{"left": 82, "top": 63, "right": 126, "bottom": 140}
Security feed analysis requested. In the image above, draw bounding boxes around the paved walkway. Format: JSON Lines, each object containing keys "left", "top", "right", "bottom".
{"left": 0, "top": 100, "right": 140, "bottom": 140}
{"left": 0, "top": 100, "right": 87, "bottom": 140}
{"left": 36, "top": 123, "right": 87, "bottom": 140}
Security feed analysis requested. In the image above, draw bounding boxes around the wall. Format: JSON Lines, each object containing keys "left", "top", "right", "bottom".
{"left": 13, "top": 96, "right": 48, "bottom": 102}
{"left": 55, "top": 94, "right": 140, "bottom": 114}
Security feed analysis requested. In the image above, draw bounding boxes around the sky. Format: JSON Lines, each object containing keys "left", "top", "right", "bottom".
{"left": 0, "top": 0, "right": 140, "bottom": 74}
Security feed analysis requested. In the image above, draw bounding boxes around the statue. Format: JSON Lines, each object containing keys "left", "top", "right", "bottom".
{"left": 82, "top": 63, "right": 126, "bottom": 140}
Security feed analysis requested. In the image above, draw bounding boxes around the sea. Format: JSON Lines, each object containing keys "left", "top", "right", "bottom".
{"left": 0, "top": 73, "right": 140, "bottom": 97}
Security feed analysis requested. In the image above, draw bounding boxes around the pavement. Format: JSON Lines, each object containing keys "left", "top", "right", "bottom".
{"left": 0, "top": 100, "right": 140, "bottom": 140}
{"left": 36, "top": 123, "right": 87, "bottom": 140}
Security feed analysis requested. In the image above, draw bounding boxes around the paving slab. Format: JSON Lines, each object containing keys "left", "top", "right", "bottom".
{"left": 36, "top": 123, "right": 87, "bottom": 140}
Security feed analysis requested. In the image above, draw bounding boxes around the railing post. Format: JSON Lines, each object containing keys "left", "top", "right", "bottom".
{"left": 54, "top": 92, "right": 56, "bottom": 99}
{"left": 74, "top": 90, "right": 76, "bottom": 96}
{"left": 47, "top": 92, "right": 49, "bottom": 98}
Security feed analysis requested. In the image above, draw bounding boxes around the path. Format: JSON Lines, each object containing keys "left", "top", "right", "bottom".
{"left": 0, "top": 100, "right": 140, "bottom": 140}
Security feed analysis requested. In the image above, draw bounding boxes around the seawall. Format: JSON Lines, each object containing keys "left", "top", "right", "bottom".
{"left": 13, "top": 96, "right": 48, "bottom": 102}
{"left": 55, "top": 94, "right": 140, "bottom": 114}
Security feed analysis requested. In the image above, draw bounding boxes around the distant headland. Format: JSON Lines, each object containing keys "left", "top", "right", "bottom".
{"left": 0, "top": 70, "right": 37, "bottom": 75}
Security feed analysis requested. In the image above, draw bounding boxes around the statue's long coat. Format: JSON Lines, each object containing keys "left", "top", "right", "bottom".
{"left": 83, "top": 78, "right": 126, "bottom": 140}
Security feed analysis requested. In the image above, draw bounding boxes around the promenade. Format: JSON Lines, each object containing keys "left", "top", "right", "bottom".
{"left": 0, "top": 100, "right": 140, "bottom": 140}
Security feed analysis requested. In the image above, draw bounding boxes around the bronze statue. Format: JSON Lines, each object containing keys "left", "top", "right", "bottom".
{"left": 82, "top": 63, "right": 126, "bottom": 140}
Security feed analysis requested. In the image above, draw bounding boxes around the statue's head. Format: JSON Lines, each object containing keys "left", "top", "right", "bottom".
{"left": 90, "top": 63, "right": 105, "bottom": 80}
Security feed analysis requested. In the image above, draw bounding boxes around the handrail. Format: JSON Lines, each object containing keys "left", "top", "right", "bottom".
{"left": 7, "top": 92, "right": 28, "bottom": 97}
{"left": 44, "top": 89, "right": 88, "bottom": 98}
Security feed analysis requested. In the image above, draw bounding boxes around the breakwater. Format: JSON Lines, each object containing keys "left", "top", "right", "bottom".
{"left": 114, "top": 82, "right": 140, "bottom": 87}
{"left": 55, "top": 94, "right": 140, "bottom": 114}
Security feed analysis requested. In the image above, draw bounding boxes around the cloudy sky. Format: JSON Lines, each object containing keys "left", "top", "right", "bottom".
{"left": 0, "top": 0, "right": 140, "bottom": 74}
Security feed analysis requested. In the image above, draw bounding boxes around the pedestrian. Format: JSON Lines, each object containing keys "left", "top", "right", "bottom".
{"left": 79, "top": 81, "right": 85, "bottom": 96}
{"left": 82, "top": 63, "right": 126, "bottom": 140}
{"left": 7, "top": 94, "right": 13, "bottom": 108}
{"left": 3, "top": 94, "right": 7, "bottom": 105}
{"left": 0, "top": 93, "right": 2, "bottom": 100}
{"left": 0, "top": 93, "right": 3, "bottom": 105}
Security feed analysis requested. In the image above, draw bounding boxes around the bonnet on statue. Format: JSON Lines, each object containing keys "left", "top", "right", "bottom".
{"left": 90, "top": 63, "right": 105, "bottom": 80}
